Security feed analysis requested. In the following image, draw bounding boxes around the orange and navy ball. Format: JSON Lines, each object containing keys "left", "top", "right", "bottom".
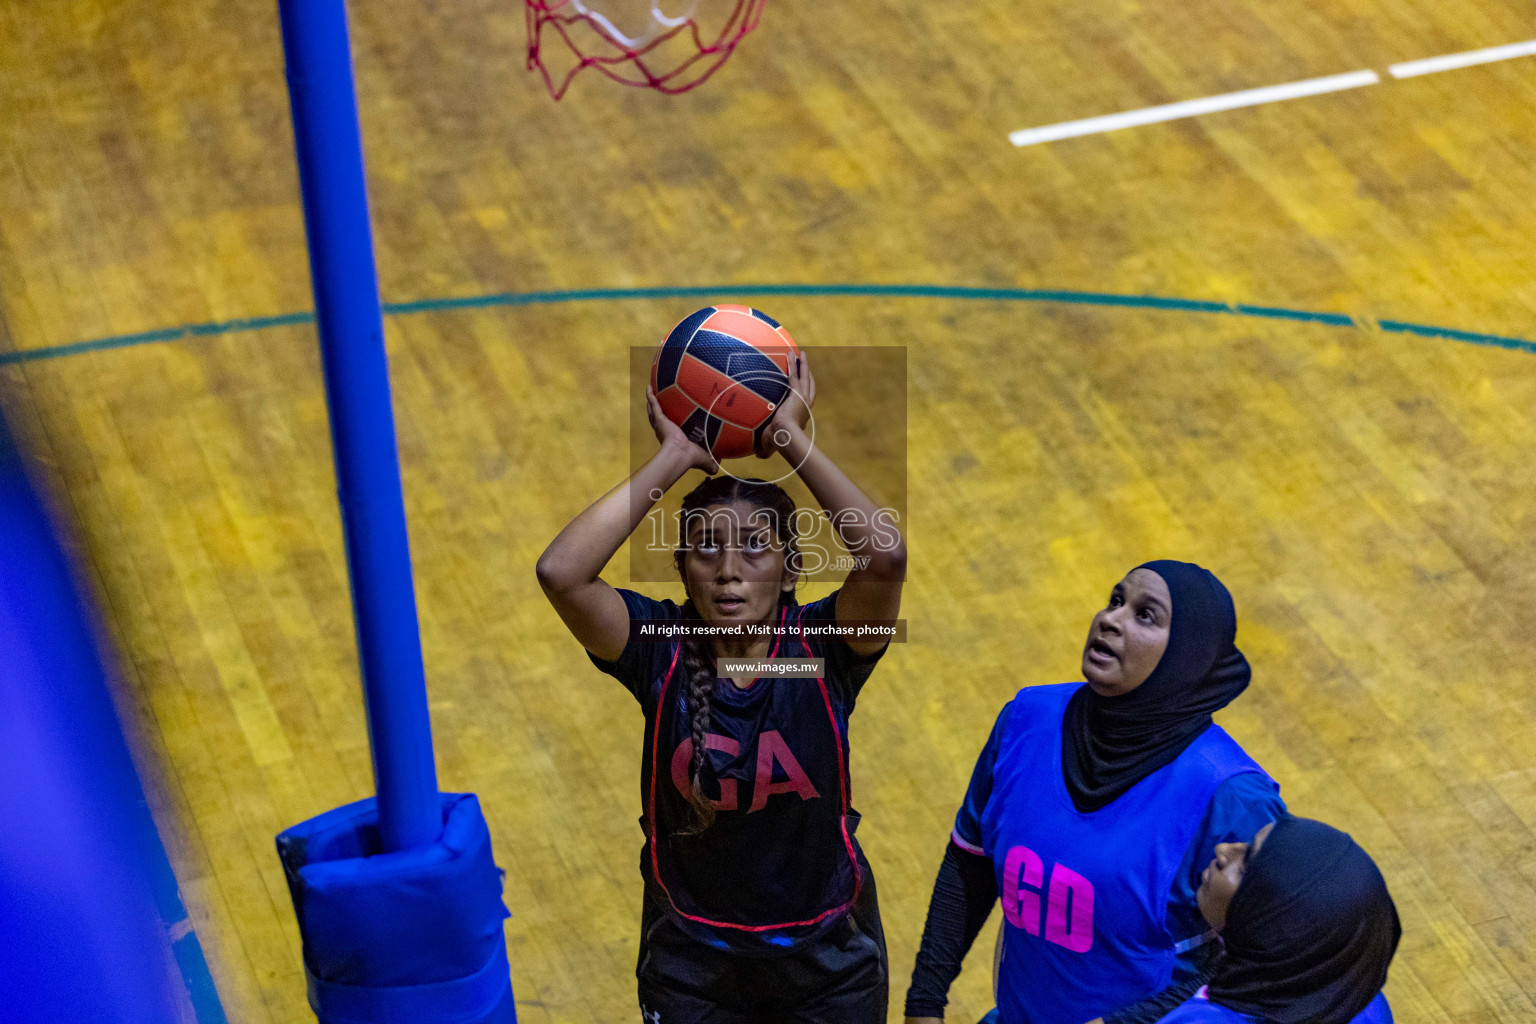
{"left": 652, "top": 305, "right": 801, "bottom": 460}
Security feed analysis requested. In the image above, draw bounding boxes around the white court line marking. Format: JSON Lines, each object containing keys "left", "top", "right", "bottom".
{"left": 1009, "top": 70, "right": 1380, "bottom": 147}
{"left": 1390, "top": 39, "right": 1536, "bottom": 79}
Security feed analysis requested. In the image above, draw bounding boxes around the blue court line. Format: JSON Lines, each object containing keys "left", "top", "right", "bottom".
{"left": 2, "top": 284, "right": 1533, "bottom": 364}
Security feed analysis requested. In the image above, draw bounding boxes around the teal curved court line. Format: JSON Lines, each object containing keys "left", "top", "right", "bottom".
{"left": 2, "top": 283, "right": 1533, "bottom": 365}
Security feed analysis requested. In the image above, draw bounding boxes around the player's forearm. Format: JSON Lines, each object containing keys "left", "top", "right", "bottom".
{"left": 777, "top": 422, "right": 906, "bottom": 576}
{"left": 905, "top": 840, "right": 999, "bottom": 1018}
{"left": 536, "top": 444, "right": 694, "bottom": 590}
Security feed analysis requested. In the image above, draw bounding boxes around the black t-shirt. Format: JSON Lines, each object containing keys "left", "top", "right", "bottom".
{"left": 588, "top": 588, "right": 887, "bottom": 954}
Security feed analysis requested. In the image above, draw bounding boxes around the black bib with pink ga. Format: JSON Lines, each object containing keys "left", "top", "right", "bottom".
{"left": 642, "top": 605, "right": 863, "bottom": 954}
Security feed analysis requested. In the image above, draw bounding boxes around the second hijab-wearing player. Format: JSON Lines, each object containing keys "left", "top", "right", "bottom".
{"left": 537, "top": 353, "right": 906, "bottom": 1023}
{"left": 905, "top": 561, "right": 1286, "bottom": 1024}
{"left": 1155, "top": 813, "right": 1400, "bottom": 1023}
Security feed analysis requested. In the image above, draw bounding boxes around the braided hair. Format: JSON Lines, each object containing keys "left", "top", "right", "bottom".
{"left": 671, "top": 476, "right": 802, "bottom": 835}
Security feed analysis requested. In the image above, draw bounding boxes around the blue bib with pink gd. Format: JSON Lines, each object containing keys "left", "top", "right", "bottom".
{"left": 982, "top": 684, "right": 1271, "bottom": 1024}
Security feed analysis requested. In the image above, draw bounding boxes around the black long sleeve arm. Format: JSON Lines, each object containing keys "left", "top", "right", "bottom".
{"left": 904, "top": 840, "right": 999, "bottom": 1018}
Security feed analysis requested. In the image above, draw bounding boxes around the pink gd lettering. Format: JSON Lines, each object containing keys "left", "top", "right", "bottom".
{"left": 1001, "top": 846, "right": 1044, "bottom": 934}
{"left": 670, "top": 730, "right": 820, "bottom": 814}
{"left": 1044, "top": 862, "right": 1094, "bottom": 952}
{"left": 1000, "top": 845, "right": 1095, "bottom": 953}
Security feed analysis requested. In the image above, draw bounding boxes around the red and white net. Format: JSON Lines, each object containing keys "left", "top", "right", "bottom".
{"left": 525, "top": 0, "right": 767, "bottom": 99}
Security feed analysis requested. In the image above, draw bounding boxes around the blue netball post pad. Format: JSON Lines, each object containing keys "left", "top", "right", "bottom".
{"left": 276, "top": 793, "right": 516, "bottom": 1024}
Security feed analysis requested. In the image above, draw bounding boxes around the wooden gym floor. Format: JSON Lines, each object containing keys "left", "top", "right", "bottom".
{"left": 3, "top": 0, "right": 1536, "bottom": 1021}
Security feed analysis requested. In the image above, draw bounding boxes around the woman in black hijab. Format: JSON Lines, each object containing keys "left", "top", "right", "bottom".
{"left": 905, "top": 561, "right": 1286, "bottom": 1024}
{"left": 1152, "top": 814, "right": 1400, "bottom": 1023}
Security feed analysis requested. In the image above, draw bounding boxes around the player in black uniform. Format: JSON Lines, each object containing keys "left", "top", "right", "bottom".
{"left": 536, "top": 353, "right": 906, "bottom": 1023}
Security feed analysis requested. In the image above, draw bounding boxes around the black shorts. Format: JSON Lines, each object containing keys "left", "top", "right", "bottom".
{"left": 636, "top": 860, "right": 888, "bottom": 1024}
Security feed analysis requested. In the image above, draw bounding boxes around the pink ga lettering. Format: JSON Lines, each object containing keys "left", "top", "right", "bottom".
{"left": 671, "top": 734, "right": 741, "bottom": 810}
{"left": 671, "top": 730, "right": 819, "bottom": 813}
